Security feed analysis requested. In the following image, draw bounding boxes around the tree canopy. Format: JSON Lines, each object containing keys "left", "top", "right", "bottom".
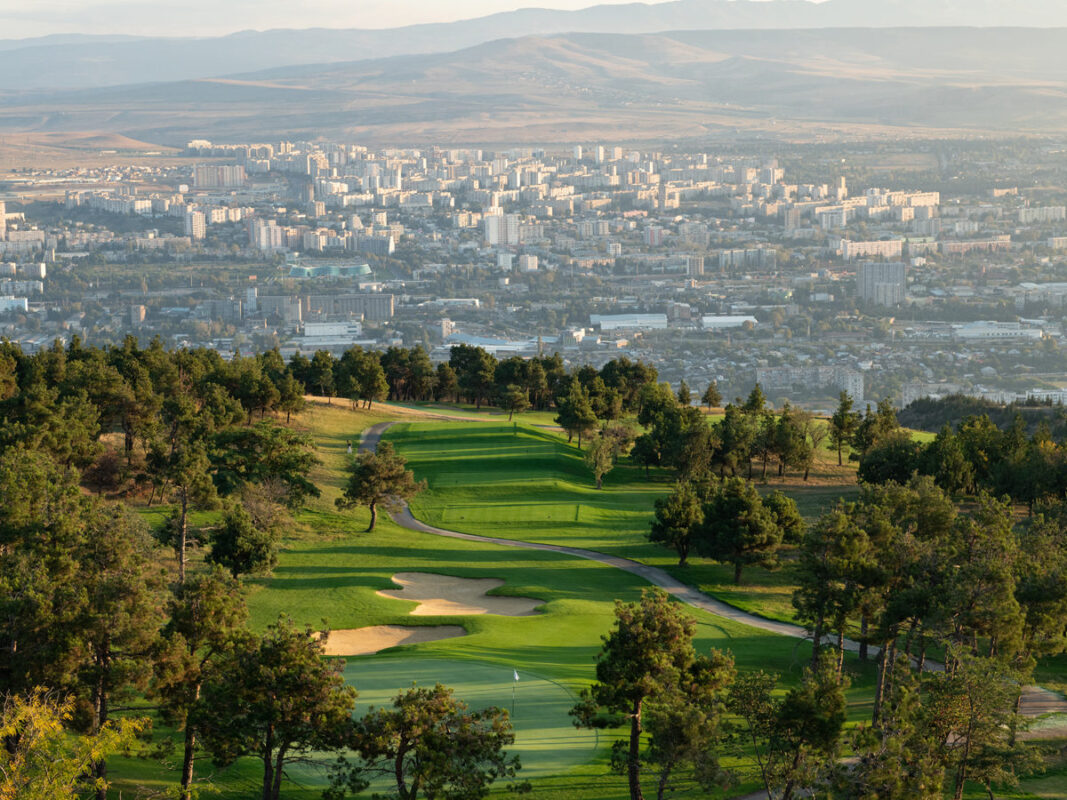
{"left": 195, "top": 618, "right": 357, "bottom": 800}
{"left": 355, "top": 683, "right": 523, "bottom": 800}
{"left": 336, "top": 441, "right": 426, "bottom": 531}
{"left": 572, "top": 589, "right": 735, "bottom": 800}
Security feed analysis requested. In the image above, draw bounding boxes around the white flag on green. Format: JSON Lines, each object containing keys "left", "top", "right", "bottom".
{"left": 513, "top": 669, "right": 520, "bottom": 682}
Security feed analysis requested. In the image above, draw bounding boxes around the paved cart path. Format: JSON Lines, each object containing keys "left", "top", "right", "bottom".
{"left": 360, "top": 421, "right": 1067, "bottom": 726}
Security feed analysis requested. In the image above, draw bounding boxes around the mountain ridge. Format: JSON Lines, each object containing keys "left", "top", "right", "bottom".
{"left": 2, "top": 27, "right": 1065, "bottom": 146}
{"left": 7, "top": 0, "right": 1067, "bottom": 90}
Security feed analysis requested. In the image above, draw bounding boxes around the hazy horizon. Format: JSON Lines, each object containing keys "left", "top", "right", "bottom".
{"left": 0, "top": 0, "right": 693, "bottom": 39}
{"left": 0, "top": 0, "right": 831, "bottom": 39}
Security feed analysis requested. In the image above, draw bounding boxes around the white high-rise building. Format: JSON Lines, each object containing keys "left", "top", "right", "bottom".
{"left": 250, "top": 219, "right": 286, "bottom": 252}
{"left": 484, "top": 213, "right": 520, "bottom": 246}
{"left": 0, "top": 201, "right": 6, "bottom": 241}
{"left": 184, "top": 211, "right": 206, "bottom": 241}
{"left": 518, "top": 254, "right": 539, "bottom": 272}
{"left": 840, "top": 239, "right": 904, "bottom": 261}
{"left": 484, "top": 215, "right": 505, "bottom": 246}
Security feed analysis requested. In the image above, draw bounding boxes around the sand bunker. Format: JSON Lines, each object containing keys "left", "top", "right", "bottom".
{"left": 320, "top": 625, "right": 466, "bottom": 656}
{"left": 378, "top": 572, "right": 544, "bottom": 617}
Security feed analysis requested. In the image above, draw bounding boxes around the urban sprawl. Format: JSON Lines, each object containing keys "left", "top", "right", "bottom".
{"left": 4, "top": 138, "right": 1067, "bottom": 410}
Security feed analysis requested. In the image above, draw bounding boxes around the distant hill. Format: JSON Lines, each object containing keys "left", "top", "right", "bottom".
{"left": 1, "top": 27, "right": 1066, "bottom": 146}
{"left": 7, "top": 0, "right": 1067, "bottom": 90}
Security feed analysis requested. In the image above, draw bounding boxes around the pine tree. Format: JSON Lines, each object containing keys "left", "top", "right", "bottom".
{"left": 694, "top": 477, "right": 793, "bottom": 584}
{"left": 829, "top": 391, "right": 860, "bottom": 466}
{"left": 555, "top": 383, "right": 598, "bottom": 449}
{"left": 701, "top": 381, "right": 722, "bottom": 411}
{"left": 208, "top": 504, "right": 279, "bottom": 578}
{"left": 336, "top": 441, "right": 425, "bottom": 531}
{"left": 677, "top": 380, "right": 692, "bottom": 407}
{"left": 195, "top": 618, "right": 357, "bottom": 800}
{"left": 156, "top": 568, "right": 247, "bottom": 799}
{"left": 356, "top": 684, "right": 521, "bottom": 800}
{"left": 649, "top": 482, "right": 703, "bottom": 566}
{"left": 572, "top": 589, "right": 735, "bottom": 800}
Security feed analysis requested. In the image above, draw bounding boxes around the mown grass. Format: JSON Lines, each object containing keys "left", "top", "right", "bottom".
{"left": 390, "top": 420, "right": 859, "bottom": 624}
{"left": 391, "top": 400, "right": 563, "bottom": 428}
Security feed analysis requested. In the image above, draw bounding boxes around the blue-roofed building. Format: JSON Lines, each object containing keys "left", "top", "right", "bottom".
{"left": 288, "top": 262, "right": 372, "bottom": 279}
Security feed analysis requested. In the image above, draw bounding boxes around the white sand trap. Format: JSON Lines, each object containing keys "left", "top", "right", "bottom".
{"left": 320, "top": 625, "right": 466, "bottom": 656}
{"left": 378, "top": 572, "right": 544, "bottom": 617}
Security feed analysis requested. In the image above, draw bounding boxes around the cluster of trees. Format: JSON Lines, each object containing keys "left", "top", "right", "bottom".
{"left": 649, "top": 477, "right": 803, "bottom": 581}
{"left": 898, "top": 393, "right": 1067, "bottom": 439}
{"left": 580, "top": 566, "right": 1055, "bottom": 800}
{"left": 0, "top": 337, "right": 321, "bottom": 583}
{"left": 640, "top": 385, "right": 829, "bottom": 581}
{"left": 573, "top": 589, "right": 848, "bottom": 800}
{"left": 638, "top": 395, "right": 1065, "bottom": 796}
{"left": 2, "top": 516, "right": 518, "bottom": 800}
{"left": 443, "top": 348, "right": 661, "bottom": 425}
{"left": 0, "top": 338, "right": 521, "bottom": 800}
{"left": 632, "top": 384, "right": 826, "bottom": 482}
{"left": 551, "top": 358, "right": 662, "bottom": 429}
{"left": 0, "top": 336, "right": 309, "bottom": 473}
{"left": 0, "top": 468, "right": 515, "bottom": 798}
{"left": 858, "top": 405, "right": 1067, "bottom": 509}
{"left": 790, "top": 475, "right": 1064, "bottom": 799}
{"left": 291, "top": 343, "right": 664, "bottom": 423}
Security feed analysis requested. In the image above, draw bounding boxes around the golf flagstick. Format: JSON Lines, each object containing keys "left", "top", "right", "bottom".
{"left": 512, "top": 669, "right": 519, "bottom": 717}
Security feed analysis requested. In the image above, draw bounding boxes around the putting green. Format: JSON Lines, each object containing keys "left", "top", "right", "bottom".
{"left": 285, "top": 656, "right": 598, "bottom": 790}
{"left": 344, "top": 657, "right": 598, "bottom": 779}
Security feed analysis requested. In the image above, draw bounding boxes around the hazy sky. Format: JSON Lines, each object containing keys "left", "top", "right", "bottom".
{"left": 0, "top": 0, "right": 773, "bottom": 38}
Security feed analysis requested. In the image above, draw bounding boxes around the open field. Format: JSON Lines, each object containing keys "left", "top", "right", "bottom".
{"left": 0, "top": 131, "right": 193, "bottom": 170}
{"left": 391, "top": 400, "right": 564, "bottom": 428}
{"left": 239, "top": 446, "right": 850, "bottom": 798}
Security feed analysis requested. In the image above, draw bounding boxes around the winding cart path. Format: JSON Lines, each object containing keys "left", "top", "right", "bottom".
{"left": 360, "top": 421, "right": 1067, "bottom": 722}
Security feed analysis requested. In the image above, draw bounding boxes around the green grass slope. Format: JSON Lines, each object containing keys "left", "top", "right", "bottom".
{"left": 389, "top": 420, "right": 858, "bottom": 624}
